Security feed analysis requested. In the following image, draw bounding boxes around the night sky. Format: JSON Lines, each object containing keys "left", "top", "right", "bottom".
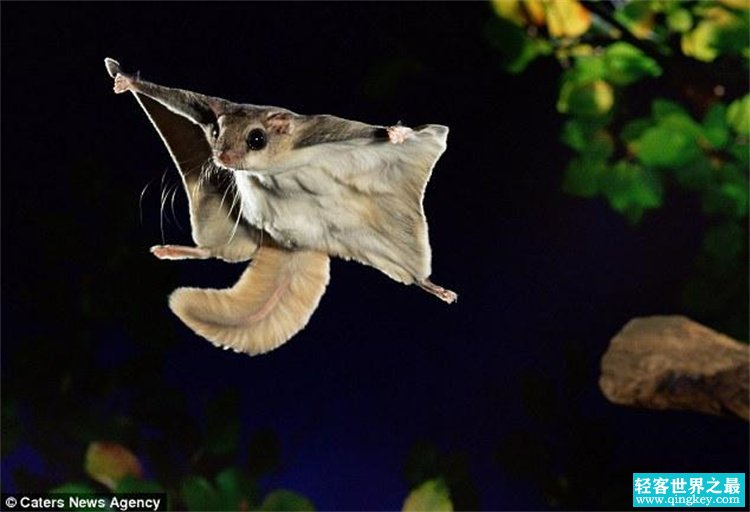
{"left": 2, "top": 2, "right": 748, "bottom": 511}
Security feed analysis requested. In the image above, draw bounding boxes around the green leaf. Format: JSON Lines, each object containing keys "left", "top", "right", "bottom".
{"left": 667, "top": 8, "right": 693, "bottom": 33}
{"left": 717, "top": 160, "right": 749, "bottom": 187}
{"left": 484, "top": 17, "right": 548, "bottom": 75}
{"left": 115, "top": 476, "right": 164, "bottom": 494}
{"left": 558, "top": 79, "right": 614, "bottom": 117}
{"left": 215, "top": 468, "right": 259, "bottom": 511}
{"left": 616, "top": 0, "right": 658, "bottom": 40}
{"left": 587, "top": 130, "right": 615, "bottom": 159}
{"left": 601, "top": 161, "right": 663, "bottom": 223}
{"left": 567, "top": 55, "right": 607, "bottom": 84}
{"left": 681, "top": 7, "right": 748, "bottom": 62}
{"left": 563, "top": 157, "right": 606, "bottom": 198}
{"left": 675, "top": 156, "right": 712, "bottom": 190}
{"left": 728, "top": 140, "right": 749, "bottom": 167}
{"left": 636, "top": 124, "right": 692, "bottom": 167}
{"left": 636, "top": 113, "right": 703, "bottom": 168}
{"left": 516, "top": 38, "right": 553, "bottom": 75}
{"left": 84, "top": 442, "right": 143, "bottom": 491}
{"left": 718, "top": 182, "right": 749, "bottom": 218}
{"left": 402, "top": 478, "right": 453, "bottom": 512}
{"left": 561, "top": 120, "right": 613, "bottom": 158}
{"left": 561, "top": 119, "right": 587, "bottom": 151}
{"left": 620, "top": 118, "right": 653, "bottom": 144}
{"left": 603, "top": 42, "right": 662, "bottom": 85}
{"left": 652, "top": 99, "right": 689, "bottom": 121}
{"left": 51, "top": 482, "right": 108, "bottom": 511}
{"left": 182, "top": 476, "right": 221, "bottom": 511}
{"left": 727, "top": 94, "right": 750, "bottom": 136}
{"left": 50, "top": 483, "right": 98, "bottom": 494}
{"left": 704, "top": 163, "right": 749, "bottom": 218}
{"left": 702, "top": 103, "right": 730, "bottom": 149}
{"left": 713, "top": 13, "right": 750, "bottom": 56}
{"left": 556, "top": 53, "right": 624, "bottom": 117}
{"left": 702, "top": 222, "right": 744, "bottom": 264}
{"left": 259, "top": 490, "right": 316, "bottom": 512}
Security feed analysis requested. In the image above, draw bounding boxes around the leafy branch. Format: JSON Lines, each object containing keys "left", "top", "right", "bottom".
{"left": 486, "top": 0, "right": 749, "bottom": 338}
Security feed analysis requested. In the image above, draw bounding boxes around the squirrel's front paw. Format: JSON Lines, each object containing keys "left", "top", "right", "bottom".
{"left": 113, "top": 73, "right": 134, "bottom": 94}
{"left": 387, "top": 125, "right": 414, "bottom": 144}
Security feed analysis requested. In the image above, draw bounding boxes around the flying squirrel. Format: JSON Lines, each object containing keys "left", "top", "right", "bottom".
{"left": 104, "top": 58, "right": 457, "bottom": 356}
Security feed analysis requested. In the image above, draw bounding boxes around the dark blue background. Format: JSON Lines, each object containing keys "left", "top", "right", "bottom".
{"left": 2, "top": 2, "right": 747, "bottom": 510}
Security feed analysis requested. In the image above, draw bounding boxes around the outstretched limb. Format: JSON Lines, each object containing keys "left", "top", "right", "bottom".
{"left": 387, "top": 125, "right": 414, "bottom": 144}
{"left": 150, "top": 245, "right": 212, "bottom": 260}
{"left": 113, "top": 73, "right": 135, "bottom": 94}
{"left": 106, "top": 57, "right": 218, "bottom": 125}
{"left": 418, "top": 278, "right": 458, "bottom": 304}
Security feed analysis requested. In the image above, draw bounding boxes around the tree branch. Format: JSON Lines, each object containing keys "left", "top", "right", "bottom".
{"left": 583, "top": 1, "right": 668, "bottom": 63}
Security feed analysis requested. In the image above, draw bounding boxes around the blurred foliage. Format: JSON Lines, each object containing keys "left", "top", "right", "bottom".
{"left": 402, "top": 478, "right": 453, "bottom": 512}
{"left": 47, "top": 439, "right": 458, "bottom": 511}
{"left": 85, "top": 442, "right": 143, "bottom": 490}
{"left": 487, "top": 0, "right": 749, "bottom": 339}
{"left": 48, "top": 441, "right": 310, "bottom": 511}
{"left": 403, "top": 442, "right": 479, "bottom": 510}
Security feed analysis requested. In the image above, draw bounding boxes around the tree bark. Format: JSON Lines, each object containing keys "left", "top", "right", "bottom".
{"left": 600, "top": 316, "right": 749, "bottom": 421}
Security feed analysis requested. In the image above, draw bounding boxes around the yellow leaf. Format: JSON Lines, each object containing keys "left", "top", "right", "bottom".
{"left": 702, "top": 5, "right": 739, "bottom": 24}
{"left": 620, "top": 2, "right": 657, "bottom": 39}
{"left": 491, "top": 0, "right": 525, "bottom": 26}
{"left": 590, "top": 80, "right": 615, "bottom": 114}
{"left": 84, "top": 442, "right": 143, "bottom": 491}
{"left": 545, "top": 0, "right": 592, "bottom": 38}
{"left": 569, "top": 43, "right": 594, "bottom": 56}
{"left": 402, "top": 479, "right": 453, "bottom": 512}
{"left": 682, "top": 20, "right": 720, "bottom": 61}
{"left": 630, "top": 17, "right": 656, "bottom": 39}
{"left": 524, "top": 0, "right": 547, "bottom": 26}
{"left": 718, "top": 0, "right": 750, "bottom": 11}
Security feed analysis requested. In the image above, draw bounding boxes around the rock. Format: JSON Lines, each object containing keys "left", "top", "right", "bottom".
{"left": 600, "top": 316, "right": 749, "bottom": 421}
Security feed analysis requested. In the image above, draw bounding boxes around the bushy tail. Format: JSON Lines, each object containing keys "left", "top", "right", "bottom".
{"left": 169, "top": 243, "right": 330, "bottom": 355}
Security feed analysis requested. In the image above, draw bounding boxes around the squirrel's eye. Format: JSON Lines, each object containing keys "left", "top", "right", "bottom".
{"left": 246, "top": 128, "right": 267, "bottom": 151}
{"left": 211, "top": 125, "right": 219, "bottom": 139}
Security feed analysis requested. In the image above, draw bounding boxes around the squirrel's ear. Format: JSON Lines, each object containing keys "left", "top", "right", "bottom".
{"left": 104, "top": 57, "right": 121, "bottom": 77}
{"left": 266, "top": 112, "right": 295, "bottom": 135}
